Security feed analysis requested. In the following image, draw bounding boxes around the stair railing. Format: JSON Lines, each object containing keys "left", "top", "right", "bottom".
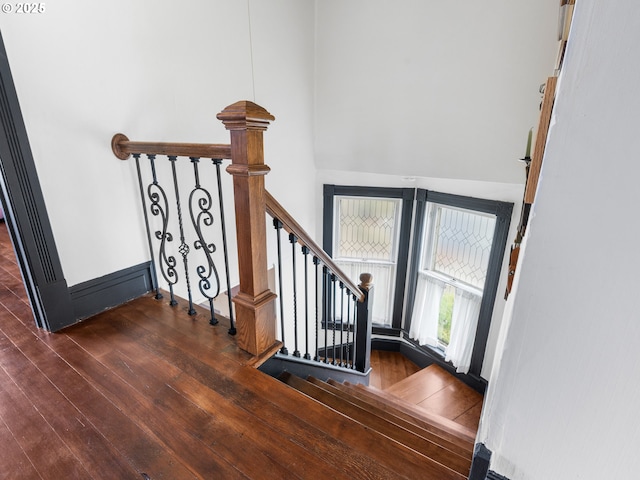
{"left": 111, "top": 100, "right": 373, "bottom": 373}
{"left": 111, "top": 134, "right": 237, "bottom": 333}
{"left": 266, "top": 191, "right": 373, "bottom": 372}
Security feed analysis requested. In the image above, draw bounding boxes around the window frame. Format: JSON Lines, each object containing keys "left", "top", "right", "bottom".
{"left": 323, "top": 185, "right": 414, "bottom": 332}
{"left": 404, "top": 189, "right": 513, "bottom": 378}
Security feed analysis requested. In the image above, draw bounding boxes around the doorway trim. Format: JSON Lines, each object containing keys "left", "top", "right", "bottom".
{"left": 0, "top": 31, "right": 74, "bottom": 331}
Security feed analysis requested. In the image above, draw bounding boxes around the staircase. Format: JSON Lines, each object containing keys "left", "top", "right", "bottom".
{"left": 278, "top": 370, "right": 477, "bottom": 479}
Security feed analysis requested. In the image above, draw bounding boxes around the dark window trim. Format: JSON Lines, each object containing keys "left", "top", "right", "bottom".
{"left": 404, "top": 189, "right": 513, "bottom": 378}
{"left": 323, "top": 184, "right": 414, "bottom": 330}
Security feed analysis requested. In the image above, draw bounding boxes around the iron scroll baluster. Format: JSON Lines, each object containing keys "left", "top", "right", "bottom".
{"left": 130, "top": 151, "right": 236, "bottom": 333}
{"left": 188, "top": 157, "right": 220, "bottom": 325}
{"left": 147, "top": 154, "right": 178, "bottom": 306}
{"left": 133, "top": 153, "right": 162, "bottom": 300}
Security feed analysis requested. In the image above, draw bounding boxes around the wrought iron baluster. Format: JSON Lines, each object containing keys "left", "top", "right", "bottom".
{"left": 313, "top": 256, "right": 320, "bottom": 362}
{"left": 331, "top": 273, "right": 337, "bottom": 365}
{"left": 168, "top": 155, "right": 196, "bottom": 315}
{"left": 302, "top": 246, "right": 311, "bottom": 360}
{"left": 134, "top": 153, "right": 162, "bottom": 300}
{"left": 213, "top": 159, "right": 236, "bottom": 335}
{"left": 188, "top": 157, "right": 220, "bottom": 324}
{"left": 289, "top": 233, "right": 301, "bottom": 358}
{"left": 273, "top": 218, "right": 288, "bottom": 355}
{"left": 339, "top": 281, "right": 345, "bottom": 367}
{"left": 147, "top": 154, "right": 178, "bottom": 306}
{"left": 345, "top": 290, "right": 352, "bottom": 368}
{"left": 323, "top": 266, "right": 329, "bottom": 363}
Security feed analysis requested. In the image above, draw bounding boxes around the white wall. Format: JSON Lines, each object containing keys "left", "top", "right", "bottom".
{"left": 479, "top": 2, "right": 640, "bottom": 478}
{"left": 0, "top": 0, "right": 316, "bottom": 289}
{"left": 314, "top": 0, "right": 559, "bottom": 184}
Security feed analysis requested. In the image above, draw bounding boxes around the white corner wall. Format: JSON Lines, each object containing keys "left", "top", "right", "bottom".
{"left": 0, "top": 0, "right": 316, "bottom": 287}
{"left": 314, "top": 0, "right": 558, "bottom": 184}
{"left": 479, "top": 2, "right": 640, "bottom": 478}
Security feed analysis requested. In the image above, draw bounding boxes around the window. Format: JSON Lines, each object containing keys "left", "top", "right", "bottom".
{"left": 410, "top": 203, "right": 495, "bottom": 371}
{"left": 323, "top": 185, "right": 414, "bottom": 329}
{"left": 405, "top": 190, "right": 512, "bottom": 377}
{"left": 323, "top": 185, "right": 512, "bottom": 380}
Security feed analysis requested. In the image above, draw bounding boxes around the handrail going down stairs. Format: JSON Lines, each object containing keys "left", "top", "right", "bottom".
{"left": 111, "top": 100, "right": 373, "bottom": 375}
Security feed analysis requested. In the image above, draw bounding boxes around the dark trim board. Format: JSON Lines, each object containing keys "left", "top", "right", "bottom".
{"left": 372, "top": 325, "right": 402, "bottom": 336}
{"left": 469, "top": 443, "right": 491, "bottom": 480}
{"left": 259, "top": 353, "right": 371, "bottom": 386}
{"left": 468, "top": 443, "right": 511, "bottom": 480}
{"left": 316, "top": 342, "right": 354, "bottom": 361}
{"left": 68, "top": 262, "right": 153, "bottom": 323}
{"left": 487, "top": 472, "right": 510, "bottom": 480}
{"left": 0, "top": 32, "right": 74, "bottom": 331}
{"left": 322, "top": 184, "right": 414, "bottom": 330}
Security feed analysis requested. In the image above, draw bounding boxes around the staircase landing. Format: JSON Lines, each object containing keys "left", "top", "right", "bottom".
{"left": 369, "top": 350, "right": 483, "bottom": 433}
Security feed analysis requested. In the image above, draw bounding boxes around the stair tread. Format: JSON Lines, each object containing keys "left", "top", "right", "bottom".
{"left": 329, "top": 378, "right": 475, "bottom": 453}
{"left": 348, "top": 381, "right": 477, "bottom": 444}
{"left": 241, "top": 367, "right": 464, "bottom": 479}
{"left": 386, "top": 364, "right": 456, "bottom": 398}
{"left": 280, "top": 372, "right": 471, "bottom": 478}
{"left": 386, "top": 365, "right": 482, "bottom": 415}
{"left": 313, "top": 377, "right": 471, "bottom": 458}
{"left": 234, "top": 367, "right": 404, "bottom": 479}
{"left": 385, "top": 364, "right": 483, "bottom": 431}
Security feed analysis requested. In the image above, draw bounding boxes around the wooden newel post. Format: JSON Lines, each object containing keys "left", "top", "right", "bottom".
{"left": 217, "top": 101, "right": 278, "bottom": 356}
{"left": 355, "top": 273, "right": 373, "bottom": 373}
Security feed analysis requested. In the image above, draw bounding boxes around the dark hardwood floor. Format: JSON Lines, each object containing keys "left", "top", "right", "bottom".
{"left": 369, "top": 349, "right": 421, "bottom": 390}
{"left": 0, "top": 222, "right": 469, "bottom": 479}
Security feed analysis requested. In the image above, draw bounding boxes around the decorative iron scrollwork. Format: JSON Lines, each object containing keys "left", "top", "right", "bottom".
{"left": 147, "top": 154, "right": 178, "bottom": 305}
{"left": 189, "top": 158, "right": 221, "bottom": 324}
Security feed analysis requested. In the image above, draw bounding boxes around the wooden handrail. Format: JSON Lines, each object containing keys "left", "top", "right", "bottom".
{"left": 111, "top": 133, "right": 232, "bottom": 160}
{"left": 265, "top": 190, "right": 365, "bottom": 302}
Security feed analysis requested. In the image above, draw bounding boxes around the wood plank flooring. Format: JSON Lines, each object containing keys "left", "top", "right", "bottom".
{"left": 369, "top": 350, "right": 483, "bottom": 433}
{"left": 369, "top": 349, "right": 421, "bottom": 389}
{"left": 0, "top": 222, "right": 470, "bottom": 479}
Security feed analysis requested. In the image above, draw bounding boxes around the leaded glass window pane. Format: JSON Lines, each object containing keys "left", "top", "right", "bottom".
{"left": 336, "top": 197, "right": 399, "bottom": 261}
{"left": 427, "top": 205, "right": 496, "bottom": 289}
{"left": 334, "top": 196, "right": 402, "bottom": 327}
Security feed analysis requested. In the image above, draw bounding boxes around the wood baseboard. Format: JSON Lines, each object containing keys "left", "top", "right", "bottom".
{"left": 69, "top": 262, "right": 153, "bottom": 322}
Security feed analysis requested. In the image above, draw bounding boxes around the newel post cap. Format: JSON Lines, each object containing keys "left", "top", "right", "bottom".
{"left": 359, "top": 273, "right": 373, "bottom": 291}
{"left": 217, "top": 100, "right": 275, "bottom": 131}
